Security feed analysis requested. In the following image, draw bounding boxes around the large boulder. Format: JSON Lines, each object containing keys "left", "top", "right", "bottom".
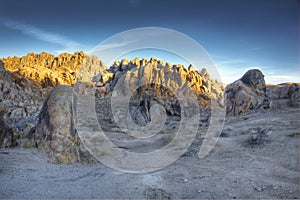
{"left": 34, "top": 85, "right": 80, "bottom": 163}
{"left": 288, "top": 83, "right": 300, "bottom": 107}
{"left": 225, "top": 69, "right": 270, "bottom": 116}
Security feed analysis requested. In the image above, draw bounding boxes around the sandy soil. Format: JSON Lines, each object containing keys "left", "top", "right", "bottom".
{"left": 1, "top": 101, "right": 299, "bottom": 199}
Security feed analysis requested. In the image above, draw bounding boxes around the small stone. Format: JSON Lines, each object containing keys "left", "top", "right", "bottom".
{"left": 17, "top": 102, "right": 24, "bottom": 108}
{"left": 255, "top": 187, "right": 262, "bottom": 192}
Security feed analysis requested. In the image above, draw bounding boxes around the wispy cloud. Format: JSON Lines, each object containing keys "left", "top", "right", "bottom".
{"left": 93, "top": 40, "right": 139, "bottom": 52}
{"left": 0, "top": 17, "right": 88, "bottom": 54}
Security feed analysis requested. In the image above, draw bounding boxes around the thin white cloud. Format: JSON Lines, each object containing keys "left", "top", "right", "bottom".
{"left": 93, "top": 41, "right": 138, "bottom": 52}
{"left": 216, "top": 59, "right": 245, "bottom": 65}
{"left": 0, "top": 18, "right": 88, "bottom": 54}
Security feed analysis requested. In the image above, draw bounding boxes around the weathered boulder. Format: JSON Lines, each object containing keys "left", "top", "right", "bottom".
{"left": 225, "top": 69, "right": 270, "bottom": 116}
{"left": 288, "top": 83, "right": 300, "bottom": 107}
{"left": 34, "top": 85, "right": 80, "bottom": 163}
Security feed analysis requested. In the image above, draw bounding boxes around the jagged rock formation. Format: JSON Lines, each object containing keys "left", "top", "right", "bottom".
{"left": 225, "top": 69, "right": 270, "bottom": 116}
{"left": 94, "top": 58, "right": 225, "bottom": 125}
{"left": 2, "top": 51, "right": 105, "bottom": 88}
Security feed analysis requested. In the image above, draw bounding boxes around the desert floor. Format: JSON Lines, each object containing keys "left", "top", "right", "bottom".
{"left": 1, "top": 102, "right": 299, "bottom": 199}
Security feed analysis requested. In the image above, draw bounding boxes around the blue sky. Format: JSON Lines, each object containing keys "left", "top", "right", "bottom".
{"left": 0, "top": 0, "right": 299, "bottom": 84}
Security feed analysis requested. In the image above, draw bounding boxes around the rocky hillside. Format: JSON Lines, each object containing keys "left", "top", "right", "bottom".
{"left": 2, "top": 51, "right": 106, "bottom": 88}
{"left": 96, "top": 58, "right": 224, "bottom": 99}
{"left": 1, "top": 51, "right": 300, "bottom": 164}
{"left": 94, "top": 58, "right": 225, "bottom": 124}
{"left": 0, "top": 60, "right": 48, "bottom": 148}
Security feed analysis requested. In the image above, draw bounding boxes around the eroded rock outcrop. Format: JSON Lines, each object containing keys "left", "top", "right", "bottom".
{"left": 225, "top": 69, "right": 270, "bottom": 116}
{"left": 0, "top": 60, "right": 41, "bottom": 148}
{"left": 2, "top": 51, "right": 105, "bottom": 87}
{"left": 94, "top": 58, "right": 225, "bottom": 124}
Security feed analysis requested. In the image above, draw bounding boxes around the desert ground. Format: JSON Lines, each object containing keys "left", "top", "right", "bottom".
{"left": 1, "top": 98, "right": 299, "bottom": 199}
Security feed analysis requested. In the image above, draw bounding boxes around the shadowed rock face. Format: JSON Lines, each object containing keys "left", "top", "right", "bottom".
{"left": 240, "top": 69, "right": 266, "bottom": 93}
{"left": 225, "top": 69, "right": 270, "bottom": 116}
{"left": 0, "top": 60, "right": 19, "bottom": 148}
{"left": 2, "top": 52, "right": 105, "bottom": 88}
{"left": 0, "top": 60, "right": 38, "bottom": 148}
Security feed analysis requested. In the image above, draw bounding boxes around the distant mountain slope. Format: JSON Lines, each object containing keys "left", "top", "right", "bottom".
{"left": 2, "top": 52, "right": 105, "bottom": 88}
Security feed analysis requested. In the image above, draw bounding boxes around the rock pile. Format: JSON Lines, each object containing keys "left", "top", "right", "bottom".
{"left": 2, "top": 51, "right": 105, "bottom": 87}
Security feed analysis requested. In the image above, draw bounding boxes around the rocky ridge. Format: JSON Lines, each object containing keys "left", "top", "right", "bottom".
{"left": 95, "top": 58, "right": 224, "bottom": 100}
{"left": 94, "top": 57, "right": 225, "bottom": 126}
{"left": 2, "top": 51, "right": 105, "bottom": 87}
{"left": 1, "top": 52, "right": 299, "bottom": 164}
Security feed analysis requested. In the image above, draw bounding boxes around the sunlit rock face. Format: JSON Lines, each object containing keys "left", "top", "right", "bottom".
{"left": 93, "top": 57, "right": 225, "bottom": 125}
{"left": 225, "top": 69, "right": 270, "bottom": 116}
{"left": 2, "top": 51, "right": 106, "bottom": 88}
